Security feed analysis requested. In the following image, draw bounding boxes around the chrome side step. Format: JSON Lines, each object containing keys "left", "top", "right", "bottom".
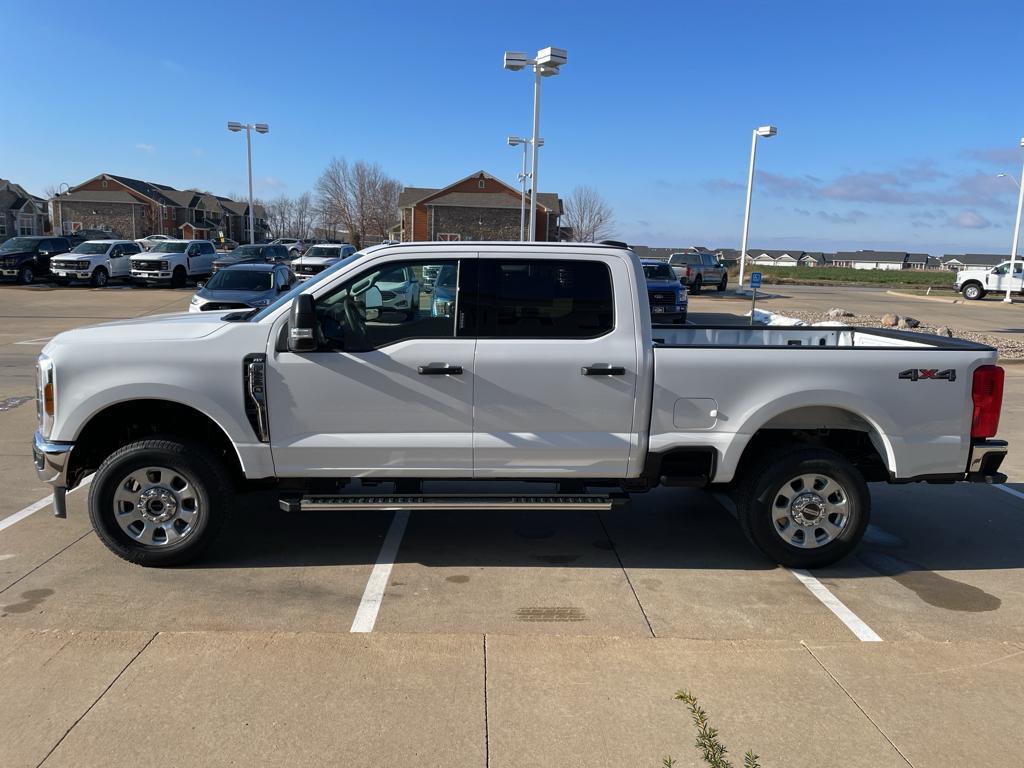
{"left": 279, "top": 493, "right": 625, "bottom": 513}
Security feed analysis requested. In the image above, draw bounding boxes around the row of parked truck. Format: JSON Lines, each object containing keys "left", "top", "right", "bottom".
{"left": 0, "top": 235, "right": 359, "bottom": 289}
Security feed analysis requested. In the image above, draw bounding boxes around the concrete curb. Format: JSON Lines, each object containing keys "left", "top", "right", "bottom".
{"left": 885, "top": 289, "right": 962, "bottom": 304}
{"left": 998, "top": 357, "right": 1024, "bottom": 365}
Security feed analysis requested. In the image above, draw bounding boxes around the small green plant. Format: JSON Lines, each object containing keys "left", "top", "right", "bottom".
{"left": 660, "top": 690, "right": 762, "bottom": 768}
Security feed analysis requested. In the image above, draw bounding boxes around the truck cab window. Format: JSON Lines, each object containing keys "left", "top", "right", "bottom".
{"left": 477, "top": 259, "right": 614, "bottom": 339}
{"left": 313, "top": 260, "right": 456, "bottom": 351}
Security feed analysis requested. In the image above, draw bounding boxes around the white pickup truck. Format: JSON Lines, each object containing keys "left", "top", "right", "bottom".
{"left": 33, "top": 242, "right": 1008, "bottom": 568}
{"left": 954, "top": 259, "right": 1022, "bottom": 300}
{"left": 129, "top": 239, "right": 217, "bottom": 287}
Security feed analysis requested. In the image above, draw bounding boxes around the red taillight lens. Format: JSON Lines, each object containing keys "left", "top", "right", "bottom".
{"left": 971, "top": 365, "right": 1004, "bottom": 439}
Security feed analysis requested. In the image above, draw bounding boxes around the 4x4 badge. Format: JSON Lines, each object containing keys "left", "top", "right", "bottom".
{"left": 898, "top": 368, "right": 956, "bottom": 382}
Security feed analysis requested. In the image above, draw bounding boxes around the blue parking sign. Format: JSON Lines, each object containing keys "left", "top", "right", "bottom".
{"left": 750, "top": 271, "right": 762, "bottom": 289}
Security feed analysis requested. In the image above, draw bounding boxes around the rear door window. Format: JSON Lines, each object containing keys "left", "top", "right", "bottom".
{"left": 476, "top": 259, "right": 614, "bottom": 339}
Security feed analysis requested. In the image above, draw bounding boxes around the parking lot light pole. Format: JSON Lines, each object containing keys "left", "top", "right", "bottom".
{"left": 227, "top": 121, "right": 269, "bottom": 244}
{"left": 508, "top": 136, "right": 544, "bottom": 241}
{"left": 1004, "top": 138, "right": 1024, "bottom": 304}
{"left": 738, "top": 125, "right": 777, "bottom": 291}
{"left": 504, "top": 47, "right": 566, "bottom": 241}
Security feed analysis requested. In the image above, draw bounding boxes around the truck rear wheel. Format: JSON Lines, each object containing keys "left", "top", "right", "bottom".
{"left": 734, "top": 447, "right": 869, "bottom": 569}
{"left": 88, "top": 439, "right": 231, "bottom": 566}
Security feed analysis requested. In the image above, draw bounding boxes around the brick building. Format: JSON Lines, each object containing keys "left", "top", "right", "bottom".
{"left": 0, "top": 179, "right": 48, "bottom": 240}
{"left": 50, "top": 174, "right": 267, "bottom": 242}
{"left": 397, "top": 171, "right": 562, "bottom": 242}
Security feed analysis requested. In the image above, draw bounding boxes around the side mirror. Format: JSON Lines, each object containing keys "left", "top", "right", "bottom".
{"left": 364, "top": 285, "right": 382, "bottom": 321}
{"left": 288, "top": 293, "right": 317, "bottom": 352}
{"left": 279, "top": 281, "right": 290, "bottom": 292}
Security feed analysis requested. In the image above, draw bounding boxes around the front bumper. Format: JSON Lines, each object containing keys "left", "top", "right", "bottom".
{"left": 966, "top": 439, "right": 1007, "bottom": 483}
{"left": 33, "top": 430, "right": 74, "bottom": 486}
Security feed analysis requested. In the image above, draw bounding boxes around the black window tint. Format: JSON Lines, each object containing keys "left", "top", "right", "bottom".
{"left": 312, "top": 259, "right": 456, "bottom": 352}
{"left": 477, "top": 259, "right": 613, "bottom": 339}
{"left": 201, "top": 242, "right": 216, "bottom": 254}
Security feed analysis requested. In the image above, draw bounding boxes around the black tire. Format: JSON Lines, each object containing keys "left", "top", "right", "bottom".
{"left": 691, "top": 275, "right": 702, "bottom": 294}
{"left": 17, "top": 265, "right": 35, "bottom": 285}
{"left": 962, "top": 282, "right": 984, "bottom": 300}
{"left": 733, "top": 447, "right": 870, "bottom": 569}
{"left": 717, "top": 275, "right": 728, "bottom": 292}
{"left": 88, "top": 439, "right": 231, "bottom": 567}
{"left": 170, "top": 266, "right": 187, "bottom": 288}
{"left": 90, "top": 266, "right": 109, "bottom": 288}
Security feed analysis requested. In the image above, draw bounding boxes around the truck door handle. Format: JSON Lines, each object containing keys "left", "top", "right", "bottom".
{"left": 581, "top": 364, "right": 626, "bottom": 376}
{"left": 418, "top": 363, "right": 463, "bottom": 375}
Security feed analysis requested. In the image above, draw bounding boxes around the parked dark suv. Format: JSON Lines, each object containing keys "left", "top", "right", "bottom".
{"left": 0, "top": 236, "right": 72, "bottom": 284}
{"left": 210, "top": 243, "right": 292, "bottom": 273}
{"left": 668, "top": 251, "right": 728, "bottom": 293}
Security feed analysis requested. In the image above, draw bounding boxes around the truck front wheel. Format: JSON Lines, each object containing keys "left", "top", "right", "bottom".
{"left": 734, "top": 447, "right": 869, "bottom": 569}
{"left": 88, "top": 439, "right": 231, "bottom": 566}
{"left": 170, "top": 266, "right": 187, "bottom": 288}
{"left": 961, "top": 282, "right": 985, "bottom": 300}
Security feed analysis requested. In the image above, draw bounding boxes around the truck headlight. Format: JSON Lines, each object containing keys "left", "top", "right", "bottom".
{"left": 37, "top": 354, "right": 55, "bottom": 438}
{"left": 160, "top": 260, "right": 169, "bottom": 270}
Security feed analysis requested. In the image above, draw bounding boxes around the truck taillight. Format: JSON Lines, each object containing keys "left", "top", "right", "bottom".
{"left": 971, "top": 365, "right": 1004, "bottom": 439}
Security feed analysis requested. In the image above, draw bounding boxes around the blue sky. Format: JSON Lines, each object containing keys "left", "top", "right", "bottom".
{"left": 2, "top": 0, "right": 1022, "bottom": 255}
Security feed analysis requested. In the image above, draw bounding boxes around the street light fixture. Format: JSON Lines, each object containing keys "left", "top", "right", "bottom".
{"left": 738, "top": 125, "right": 778, "bottom": 291}
{"left": 227, "top": 121, "right": 270, "bottom": 244}
{"left": 1004, "top": 138, "right": 1024, "bottom": 304}
{"left": 508, "top": 135, "right": 544, "bottom": 241}
{"left": 997, "top": 172, "right": 1021, "bottom": 190}
{"left": 504, "top": 46, "right": 567, "bottom": 241}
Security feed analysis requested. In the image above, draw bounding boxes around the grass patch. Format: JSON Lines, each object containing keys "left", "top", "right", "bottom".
{"left": 732, "top": 266, "right": 955, "bottom": 288}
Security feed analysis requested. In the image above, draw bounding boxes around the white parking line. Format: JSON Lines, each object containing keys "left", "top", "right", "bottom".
{"left": 350, "top": 510, "right": 410, "bottom": 633}
{"left": 14, "top": 337, "right": 52, "bottom": 346}
{"left": 789, "top": 568, "right": 882, "bottom": 642}
{"left": 0, "top": 475, "right": 94, "bottom": 533}
{"left": 711, "top": 493, "right": 881, "bottom": 641}
{"left": 993, "top": 484, "right": 1024, "bottom": 502}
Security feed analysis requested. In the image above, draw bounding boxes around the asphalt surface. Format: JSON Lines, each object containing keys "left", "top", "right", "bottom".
{"left": 2, "top": 281, "right": 1023, "bottom": 767}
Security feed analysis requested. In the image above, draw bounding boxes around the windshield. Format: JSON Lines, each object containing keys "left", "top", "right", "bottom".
{"left": 304, "top": 246, "right": 340, "bottom": 258}
{"left": 0, "top": 237, "right": 36, "bottom": 252}
{"left": 251, "top": 252, "right": 362, "bottom": 322}
{"left": 149, "top": 241, "right": 189, "bottom": 253}
{"left": 205, "top": 269, "right": 274, "bottom": 291}
{"left": 643, "top": 264, "right": 675, "bottom": 280}
{"left": 230, "top": 245, "right": 264, "bottom": 258}
{"left": 72, "top": 242, "right": 111, "bottom": 255}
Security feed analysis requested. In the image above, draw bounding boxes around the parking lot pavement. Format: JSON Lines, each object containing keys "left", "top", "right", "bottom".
{"left": 27, "top": 631, "right": 487, "bottom": 768}
{"left": 5, "top": 283, "right": 1024, "bottom": 766}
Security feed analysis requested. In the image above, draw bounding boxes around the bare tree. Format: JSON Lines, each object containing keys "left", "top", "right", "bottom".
{"left": 264, "top": 194, "right": 295, "bottom": 238}
{"left": 293, "top": 192, "right": 314, "bottom": 239}
{"left": 42, "top": 184, "right": 61, "bottom": 199}
{"left": 316, "top": 158, "right": 401, "bottom": 247}
{"left": 563, "top": 185, "right": 615, "bottom": 242}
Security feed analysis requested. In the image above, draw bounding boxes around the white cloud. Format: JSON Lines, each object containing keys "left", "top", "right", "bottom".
{"left": 949, "top": 210, "right": 992, "bottom": 229}
{"left": 134, "top": 143, "right": 155, "bottom": 154}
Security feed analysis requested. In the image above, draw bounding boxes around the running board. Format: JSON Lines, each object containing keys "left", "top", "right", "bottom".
{"left": 279, "top": 493, "right": 627, "bottom": 513}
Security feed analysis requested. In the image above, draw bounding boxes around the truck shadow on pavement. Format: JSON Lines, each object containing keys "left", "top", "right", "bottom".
{"left": 191, "top": 482, "right": 1024, "bottom": 580}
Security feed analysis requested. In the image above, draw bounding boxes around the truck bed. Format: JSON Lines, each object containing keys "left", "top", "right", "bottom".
{"left": 651, "top": 324, "right": 992, "bottom": 350}
{"left": 647, "top": 324, "right": 998, "bottom": 483}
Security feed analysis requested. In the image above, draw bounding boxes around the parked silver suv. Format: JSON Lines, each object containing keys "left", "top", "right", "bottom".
{"left": 668, "top": 252, "right": 728, "bottom": 293}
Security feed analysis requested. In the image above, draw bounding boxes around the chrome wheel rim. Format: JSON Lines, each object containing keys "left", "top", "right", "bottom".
{"left": 95, "top": 270, "right": 107, "bottom": 286}
{"left": 112, "top": 466, "right": 201, "bottom": 547}
{"left": 771, "top": 473, "right": 849, "bottom": 549}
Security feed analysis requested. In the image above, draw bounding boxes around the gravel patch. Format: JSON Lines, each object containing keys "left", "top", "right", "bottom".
{"left": 771, "top": 309, "right": 1024, "bottom": 359}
